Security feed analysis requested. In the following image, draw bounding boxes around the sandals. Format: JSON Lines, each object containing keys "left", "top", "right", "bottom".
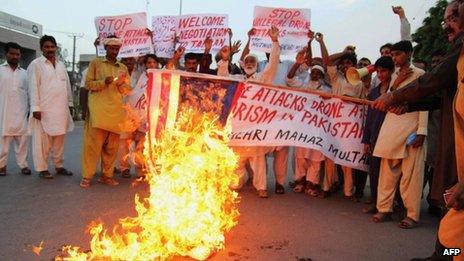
{"left": 0, "top": 167, "right": 6, "bottom": 176}
{"left": 97, "top": 176, "right": 119, "bottom": 186}
{"left": 39, "top": 171, "right": 53, "bottom": 179}
{"left": 80, "top": 178, "right": 91, "bottom": 188}
{"left": 21, "top": 167, "right": 32, "bottom": 175}
{"left": 56, "top": 167, "right": 73, "bottom": 176}
{"left": 372, "top": 212, "right": 392, "bottom": 223}
{"left": 275, "top": 183, "right": 285, "bottom": 194}
{"left": 363, "top": 205, "right": 378, "bottom": 214}
{"left": 121, "top": 169, "right": 131, "bottom": 178}
{"left": 305, "top": 188, "right": 319, "bottom": 197}
{"left": 398, "top": 217, "right": 418, "bottom": 229}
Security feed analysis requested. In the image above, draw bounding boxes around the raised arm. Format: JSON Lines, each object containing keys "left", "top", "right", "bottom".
{"left": 316, "top": 33, "right": 329, "bottom": 66}
{"left": 392, "top": 6, "right": 412, "bottom": 41}
{"left": 286, "top": 47, "right": 308, "bottom": 87}
{"left": 199, "top": 37, "right": 213, "bottom": 74}
{"left": 261, "top": 26, "right": 281, "bottom": 84}
{"left": 166, "top": 46, "right": 185, "bottom": 70}
{"left": 240, "top": 28, "right": 255, "bottom": 62}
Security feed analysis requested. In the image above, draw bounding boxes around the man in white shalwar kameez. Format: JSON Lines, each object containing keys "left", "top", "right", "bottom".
{"left": 0, "top": 42, "right": 31, "bottom": 176}
{"left": 27, "top": 35, "right": 74, "bottom": 179}
{"left": 218, "top": 26, "right": 281, "bottom": 198}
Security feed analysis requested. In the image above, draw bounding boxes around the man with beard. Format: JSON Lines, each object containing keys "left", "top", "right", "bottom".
{"left": 218, "top": 26, "right": 280, "bottom": 198}
{"left": 27, "top": 35, "right": 74, "bottom": 179}
{"left": 80, "top": 36, "right": 132, "bottom": 188}
{"left": 0, "top": 42, "right": 31, "bottom": 176}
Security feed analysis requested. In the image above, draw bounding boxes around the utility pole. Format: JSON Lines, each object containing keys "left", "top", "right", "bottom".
{"left": 179, "top": 0, "right": 183, "bottom": 15}
{"left": 68, "top": 33, "right": 83, "bottom": 86}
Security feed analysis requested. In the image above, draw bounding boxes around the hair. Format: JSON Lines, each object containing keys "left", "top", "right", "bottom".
{"left": 340, "top": 53, "right": 357, "bottom": 65}
{"left": 145, "top": 54, "right": 160, "bottom": 64}
{"left": 184, "top": 52, "right": 199, "bottom": 61}
{"left": 374, "top": 56, "right": 395, "bottom": 71}
{"left": 379, "top": 43, "right": 393, "bottom": 52}
{"left": 432, "top": 50, "right": 446, "bottom": 58}
{"left": 4, "top": 42, "right": 21, "bottom": 53}
{"left": 359, "top": 57, "right": 371, "bottom": 64}
{"left": 391, "top": 40, "right": 413, "bottom": 53}
{"left": 39, "top": 35, "right": 57, "bottom": 48}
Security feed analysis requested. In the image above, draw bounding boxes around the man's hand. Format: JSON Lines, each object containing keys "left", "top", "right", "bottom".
{"left": 446, "top": 181, "right": 464, "bottom": 210}
{"left": 247, "top": 28, "right": 256, "bottom": 38}
{"left": 116, "top": 71, "right": 126, "bottom": 86}
{"left": 410, "top": 134, "right": 426, "bottom": 148}
{"left": 145, "top": 28, "right": 153, "bottom": 38}
{"left": 173, "top": 46, "right": 185, "bottom": 60}
{"left": 392, "top": 6, "right": 406, "bottom": 19}
{"left": 315, "top": 32, "right": 324, "bottom": 43}
{"left": 372, "top": 92, "right": 394, "bottom": 111}
{"left": 231, "top": 40, "right": 242, "bottom": 54}
{"left": 105, "top": 76, "right": 114, "bottom": 85}
{"left": 363, "top": 144, "right": 371, "bottom": 154}
{"left": 227, "top": 28, "right": 233, "bottom": 38}
{"left": 33, "top": 111, "right": 41, "bottom": 121}
{"left": 269, "top": 26, "right": 279, "bottom": 42}
{"left": 204, "top": 37, "right": 213, "bottom": 53}
{"left": 295, "top": 47, "right": 307, "bottom": 65}
{"left": 93, "top": 38, "right": 100, "bottom": 47}
{"left": 308, "top": 30, "right": 315, "bottom": 42}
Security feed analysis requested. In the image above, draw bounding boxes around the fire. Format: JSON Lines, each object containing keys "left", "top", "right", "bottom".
{"left": 58, "top": 109, "right": 240, "bottom": 260}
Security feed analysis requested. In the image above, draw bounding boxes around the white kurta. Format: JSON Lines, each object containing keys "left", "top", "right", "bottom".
{"left": 0, "top": 63, "right": 29, "bottom": 136}
{"left": 27, "top": 56, "right": 74, "bottom": 136}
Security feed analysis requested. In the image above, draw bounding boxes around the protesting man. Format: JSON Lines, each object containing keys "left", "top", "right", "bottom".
{"left": 0, "top": 42, "right": 31, "bottom": 176}
{"left": 361, "top": 56, "right": 395, "bottom": 214}
{"left": 372, "top": 40, "right": 427, "bottom": 229}
{"left": 27, "top": 35, "right": 74, "bottom": 179}
{"left": 80, "top": 36, "right": 132, "bottom": 188}
{"left": 219, "top": 26, "right": 281, "bottom": 198}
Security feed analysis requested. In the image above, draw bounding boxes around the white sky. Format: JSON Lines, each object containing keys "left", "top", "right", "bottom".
{"left": 1, "top": 0, "right": 436, "bottom": 63}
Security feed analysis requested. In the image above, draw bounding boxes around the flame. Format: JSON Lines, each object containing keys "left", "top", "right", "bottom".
{"left": 32, "top": 241, "right": 44, "bottom": 256}
{"left": 57, "top": 109, "right": 240, "bottom": 260}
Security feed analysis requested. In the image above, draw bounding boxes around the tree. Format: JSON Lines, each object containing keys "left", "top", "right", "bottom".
{"left": 412, "top": 0, "right": 449, "bottom": 68}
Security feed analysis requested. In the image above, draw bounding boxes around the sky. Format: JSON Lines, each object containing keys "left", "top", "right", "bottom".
{"left": 1, "top": 0, "right": 437, "bottom": 64}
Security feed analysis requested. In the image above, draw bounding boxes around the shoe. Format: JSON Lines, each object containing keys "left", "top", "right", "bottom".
{"left": 39, "top": 170, "right": 53, "bottom": 179}
{"left": 363, "top": 205, "right": 378, "bottom": 214}
{"left": 0, "top": 166, "right": 6, "bottom": 176}
{"left": 121, "top": 169, "right": 131, "bottom": 178}
{"left": 257, "top": 189, "right": 268, "bottom": 198}
{"left": 98, "top": 176, "right": 119, "bottom": 186}
{"left": 317, "top": 190, "right": 330, "bottom": 198}
{"left": 21, "top": 167, "right": 31, "bottom": 175}
{"left": 80, "top": 178, "right": 91, "bottom": 188}
{"left": 56, "top": 167, "right": 73, "bottom": 176}
{"left": 275, "top": 183, "right": 285, "bottom": 194}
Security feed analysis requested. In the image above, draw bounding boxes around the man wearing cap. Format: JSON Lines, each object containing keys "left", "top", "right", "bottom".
{"left": 287, "top": 46, "right": 332, "bottom": 197}
{"left": 218, "top": 26, "right": 280, "bottom": 198}
{"left": 372, "top": 40, "right": 427, "bottom": 228}
{"left": 80, "top": 36, "right": 132, "bottom": 188}
{"left": 27, "top": 35, "right": 74, "bottom": 179}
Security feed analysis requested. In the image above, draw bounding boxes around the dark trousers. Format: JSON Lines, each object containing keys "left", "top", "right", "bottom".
{"left": 354, "top": 170, "right": 368, "bottom": 198}
{"left": 367, "top": 155, "right": 381, "bottom": 201}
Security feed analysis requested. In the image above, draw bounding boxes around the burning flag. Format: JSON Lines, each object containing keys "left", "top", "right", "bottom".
{"left": 57, "top": 71, "right": 241, "bottom": 260}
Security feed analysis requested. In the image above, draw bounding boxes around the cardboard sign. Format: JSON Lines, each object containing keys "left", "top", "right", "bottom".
{"left": 251, "top": 6, "right": 311, "bottom": 55}
{"left": 152, "top": 16, "right": 177, "bottom": 58}
{"left": 95, "top": 12, "right": 154, "bottom": 58}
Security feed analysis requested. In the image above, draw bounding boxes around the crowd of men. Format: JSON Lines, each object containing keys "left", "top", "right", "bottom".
{"left": 0, "top": 2, "right": 463, "bottom": 259}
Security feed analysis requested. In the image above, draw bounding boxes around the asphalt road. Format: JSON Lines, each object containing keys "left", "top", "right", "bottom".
{"left": 0, "top": 124, "right": 437, "bottom": 261}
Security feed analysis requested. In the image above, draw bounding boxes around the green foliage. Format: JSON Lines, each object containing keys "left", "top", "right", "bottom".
{"left": 412, "top": 0, "right": 450, "bottom": 67}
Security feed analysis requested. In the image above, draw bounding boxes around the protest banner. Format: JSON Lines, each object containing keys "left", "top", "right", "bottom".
{"left": 175, "top": 14, "right": 229, "bottom": 53}
{"left": 95, "top": 12, "right": 153, "bottom": 57}
{"left": 151, "top": 16, "right": 177, "bottom": 58}
{"left": 147, "top": 70, "right": 368, "bottom": 171}
{"left": 251, "top": 6, "right": 311, "bottom": 55}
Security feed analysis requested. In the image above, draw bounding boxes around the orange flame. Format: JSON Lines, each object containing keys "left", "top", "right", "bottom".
{"left": 57, "top": 109, "right": 239, "bottom": 260}
{"left": 32, "top": 241, "right": 44, "bottom": 256}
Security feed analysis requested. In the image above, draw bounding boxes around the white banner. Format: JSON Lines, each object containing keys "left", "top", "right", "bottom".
{"left": 95, "top": 12, "right": 154, "bottom": 58}
{"left": 175, "top": 14, "right": 229, "bottom": 53}
{"left": 151, "top": 16, "right": 177, "bottom": 58}
{"left": 251, "top": 6, "right": 311, "bottom": 55}
{"left": 229, "top": 82, "right": 368, "bottom": 171}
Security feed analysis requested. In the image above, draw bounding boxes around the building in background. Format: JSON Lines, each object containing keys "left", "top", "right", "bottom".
{"left": 0, "top": 11, "right": 42, "bottom": 67}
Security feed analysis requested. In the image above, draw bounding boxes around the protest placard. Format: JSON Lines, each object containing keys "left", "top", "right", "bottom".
{"left": 95, "top": 12, "right": 153, "bottom": 57}
{"left": 251, "top": 6, "right": 311, "bottom": 55}
{"left": 175, "top": 14, "right": 229, "bottom": 53}
{"left": 151, "top": 16, "right": 177, "bottom": 58}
